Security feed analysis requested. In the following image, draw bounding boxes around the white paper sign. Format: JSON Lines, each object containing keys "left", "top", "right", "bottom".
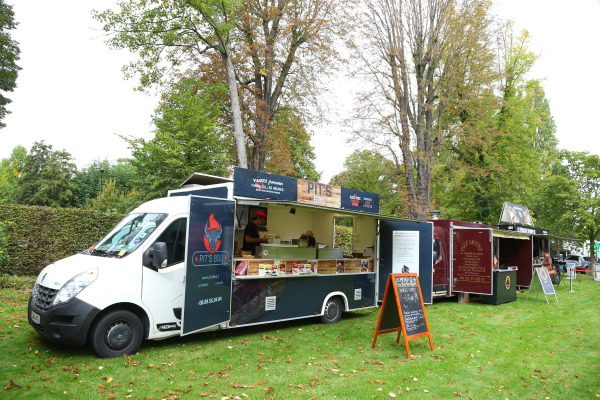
{"left": 392, "top": 230, "right": 420, "bottom": 275}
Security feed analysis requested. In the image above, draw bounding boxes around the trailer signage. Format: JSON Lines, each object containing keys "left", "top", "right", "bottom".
{"left": 233, "top": 168, "right": 297, "bottom": 201}
{"left": 452, "top": 228, "right": 493, "bottom": 294}
{"left": 183, "top": 196, "right": 235, "bottom": 335}
{"left": 297, "top": 179, "right": 341, "bottom": 208}
{"left": 233, "top": 167, "right": 380, "bottom": 213}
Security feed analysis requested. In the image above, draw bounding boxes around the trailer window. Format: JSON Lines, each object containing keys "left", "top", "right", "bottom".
{"left": 88, "top": 213, "right": 168, "bottom": 258}
{"left": 334, "top": 216, "right": 354, "bottom": 255}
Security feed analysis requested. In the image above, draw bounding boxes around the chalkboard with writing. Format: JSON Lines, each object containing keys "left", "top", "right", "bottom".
{"left": 395, "top": 276, "right": 428, "bottom": 337}
{"left": 372, "top": 273, "right": 434, "bottom": 358}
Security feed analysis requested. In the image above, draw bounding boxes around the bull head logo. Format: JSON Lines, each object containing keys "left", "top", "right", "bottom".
{"left": 203, "top": 213, "right": 222, "bottom": 253}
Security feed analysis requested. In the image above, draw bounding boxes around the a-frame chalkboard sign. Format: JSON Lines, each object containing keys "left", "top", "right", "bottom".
{"left": 371, "top": 273, "right": 434, "bottom": 358}
{"left": 526, "top": 267, "right": 558, "bottom": 304}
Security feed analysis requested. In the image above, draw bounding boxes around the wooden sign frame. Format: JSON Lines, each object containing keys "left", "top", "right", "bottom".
{"left": 372, "top": 273, "right": 434, "bottom": 358}
{"left": 526, "top": 267, "right": 558, "bottom": 304}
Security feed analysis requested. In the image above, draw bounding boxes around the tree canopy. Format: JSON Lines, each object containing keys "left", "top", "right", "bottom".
{"left": 123, "top": 77, "right": 233, "bottom": 200}
{"left": 0, "top": 0, "right": 21, "bottom": 128}
{"left": 14, "top": 141, "right": 78, "bottom": 208}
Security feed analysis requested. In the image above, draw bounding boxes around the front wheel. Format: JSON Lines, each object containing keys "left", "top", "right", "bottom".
{"left": 89, "top": 310, "right": 144, "bottom": 358}
{"left": 321, "top": 296, "right": 343, "bottom": 324}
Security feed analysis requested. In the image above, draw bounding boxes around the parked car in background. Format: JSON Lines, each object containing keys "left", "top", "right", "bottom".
{"left": 566, "top": 254, "right": 588, "bottom": 274}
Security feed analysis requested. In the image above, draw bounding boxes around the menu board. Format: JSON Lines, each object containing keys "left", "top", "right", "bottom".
{"left": 395, "top": 275, "right": 427, "bottom": 336}
{"left": 372, "top": 274, "right": 434, "bottom": 358}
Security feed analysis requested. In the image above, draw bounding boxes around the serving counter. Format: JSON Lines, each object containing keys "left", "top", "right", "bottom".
{"left": 233, "top": 257, "right": 375, "bottom": 279}
{"left": 481, "top": 269, "right": 517, "bottom": 305}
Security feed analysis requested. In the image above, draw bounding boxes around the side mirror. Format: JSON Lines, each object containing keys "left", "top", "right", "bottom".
{"left": 143, "top": 242, "right": 169, "bottom": 269}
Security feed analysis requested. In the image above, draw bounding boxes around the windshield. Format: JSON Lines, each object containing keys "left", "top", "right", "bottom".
{"left": 566, "top": 255, "right": 580, "bottom": 261}
{"left": 86, "top": 213, "right": 168, "bottom": 258}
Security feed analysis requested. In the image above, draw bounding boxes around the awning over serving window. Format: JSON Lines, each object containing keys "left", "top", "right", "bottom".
{"left": 492, "top": 230, "right": 530, "bottom": 240}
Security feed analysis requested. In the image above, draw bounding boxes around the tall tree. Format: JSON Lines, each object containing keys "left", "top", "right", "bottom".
{"left": 537, "top": 151, "right": 600, "bottom": 257}
{"left": 236, "top": 0, "right": 343, "bottom": 170}
{"left": 264, "top": 107, "right": 320, "bottom": 181}
{"left": 330, "top": 150, "right": 407, "bottom": 215}
{"left": 124, "top": 77, "right": 233, "bottom": 200}
{"left": 94, "top": 0, "right": 343, "bottom": 172}
{"left": 95, "top": 0, "right": 247, "bottom": 167}
{"left": 0, "top": 0, "right": 21, "bottom": 128}
{"left": 431, "top": 30, "right": 558, "bottom": 223}
{"left": 353, "top": 0, "right": 497, "bottom": 219}
{"left": 14, "top": 141, "right": 78, "bottom": 207}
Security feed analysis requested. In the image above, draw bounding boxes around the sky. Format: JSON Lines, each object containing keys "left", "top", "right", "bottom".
{"left": 1, "top": 0, "right": 599, "bottom": 184}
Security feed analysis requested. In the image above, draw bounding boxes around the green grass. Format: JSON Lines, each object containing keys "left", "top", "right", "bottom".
{"left": 0, "top": 276, "right": 598, "bottom": 399}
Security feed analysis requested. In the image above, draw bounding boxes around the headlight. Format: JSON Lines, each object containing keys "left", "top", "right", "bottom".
{"left": 53, "top": 268, "right": 98, "bottom": 306}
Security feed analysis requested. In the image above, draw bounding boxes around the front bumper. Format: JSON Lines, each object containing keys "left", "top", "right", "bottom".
{"left": 28, "top": 296, "right": 101, "bottom": 347}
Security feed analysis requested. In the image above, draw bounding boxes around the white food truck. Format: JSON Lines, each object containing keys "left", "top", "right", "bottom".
{"left": 28, "top": 168, "right": 433, "bottom": 357}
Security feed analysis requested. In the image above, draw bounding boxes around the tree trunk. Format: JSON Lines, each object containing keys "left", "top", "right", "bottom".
{"left": 223, "top": 53, "right": 248, "bottom": 169}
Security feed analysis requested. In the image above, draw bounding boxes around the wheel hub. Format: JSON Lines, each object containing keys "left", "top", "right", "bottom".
{"left": 105, "top": 322, "right": 132, "bottom": 349}
{"left": 326, "top": 302, "right": 339, "bottom": 319}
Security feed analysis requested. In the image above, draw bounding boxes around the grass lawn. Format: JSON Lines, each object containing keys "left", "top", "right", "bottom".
{"left": 0, "top": 275, "right": 598, "bottom": 399}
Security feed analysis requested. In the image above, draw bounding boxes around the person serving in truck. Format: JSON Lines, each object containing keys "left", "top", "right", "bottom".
{"left": 242, "top": 211, "right": 268, "bottom": 255}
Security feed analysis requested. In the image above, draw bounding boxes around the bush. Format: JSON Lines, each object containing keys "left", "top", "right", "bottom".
{"left": 0, "top": 204, "right": 123, "bottom": 276}
{"left": 335, "top": 225, "right": 353, "bottom": 255}
{"left": 0, "top": 221, "right": 10, "bottom": 265}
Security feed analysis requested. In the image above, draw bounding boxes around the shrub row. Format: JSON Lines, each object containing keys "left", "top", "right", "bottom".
{"left": 0, "top": 204, "right": 123, "bottom": 276}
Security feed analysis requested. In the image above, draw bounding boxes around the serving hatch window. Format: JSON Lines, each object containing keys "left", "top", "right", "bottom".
{"left": 334, "top": 216, "right": 354, "bottom": 255}
{"left": 87, "top": 213, "right": 168, "bottom": 258}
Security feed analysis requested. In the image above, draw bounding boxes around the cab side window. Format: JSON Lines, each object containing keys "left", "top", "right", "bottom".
{"left": 154, "top": 218, "right": 187, "bottom": 267}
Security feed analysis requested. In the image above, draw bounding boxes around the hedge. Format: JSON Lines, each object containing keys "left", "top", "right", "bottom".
{"left": 0, "top": 204, "right": 123, "bottom": 276}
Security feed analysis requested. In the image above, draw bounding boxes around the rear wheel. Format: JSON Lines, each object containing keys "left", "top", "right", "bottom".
{"left": 89, "top": 310, "right": 144, "bottom": 358}
{"left": 321, "top": 296, "right": 343, "bottom": 324}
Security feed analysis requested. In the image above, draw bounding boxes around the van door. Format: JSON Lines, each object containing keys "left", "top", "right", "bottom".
{"left": 182, "top": 196, "right": 235, "bottom": 335}
{"left": 142, "top": 217, "right": 188, "bottom": 335}
{"left": 451, "top": 227, "right": 493, "bottom": 294}
{"left": 379, "top": 220, "right": 433, "bottom": 304}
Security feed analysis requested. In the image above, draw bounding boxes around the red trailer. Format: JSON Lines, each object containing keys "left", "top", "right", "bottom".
{"left": 432, "top": 219, "right": 532, "bottom": 302}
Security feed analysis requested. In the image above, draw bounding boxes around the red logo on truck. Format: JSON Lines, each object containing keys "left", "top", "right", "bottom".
{"left": 203, "top": 213, "right": 222, "bottom": 253}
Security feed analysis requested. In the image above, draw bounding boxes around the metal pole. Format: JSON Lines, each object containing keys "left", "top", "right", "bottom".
{"left": 569, "top": 266, "right": 574, "bottom": 292}
{"left": 98, "top": 168, "right": 105, "bottom": 211}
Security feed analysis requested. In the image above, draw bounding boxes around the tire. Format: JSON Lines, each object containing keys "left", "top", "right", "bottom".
{"left": 321, "top": 296, "right": 343, "bottom": 324}
{"left": 89, "top": 310, "right": 144, "bottom": 358}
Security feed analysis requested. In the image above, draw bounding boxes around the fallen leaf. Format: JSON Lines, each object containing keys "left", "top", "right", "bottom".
{"left": 4, "top": 379, "right": 22, "bottom": 389}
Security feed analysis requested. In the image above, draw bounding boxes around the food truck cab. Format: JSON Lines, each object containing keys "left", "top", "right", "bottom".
{"left": 28, "top": 168, "right": 433, "bottom": 357}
